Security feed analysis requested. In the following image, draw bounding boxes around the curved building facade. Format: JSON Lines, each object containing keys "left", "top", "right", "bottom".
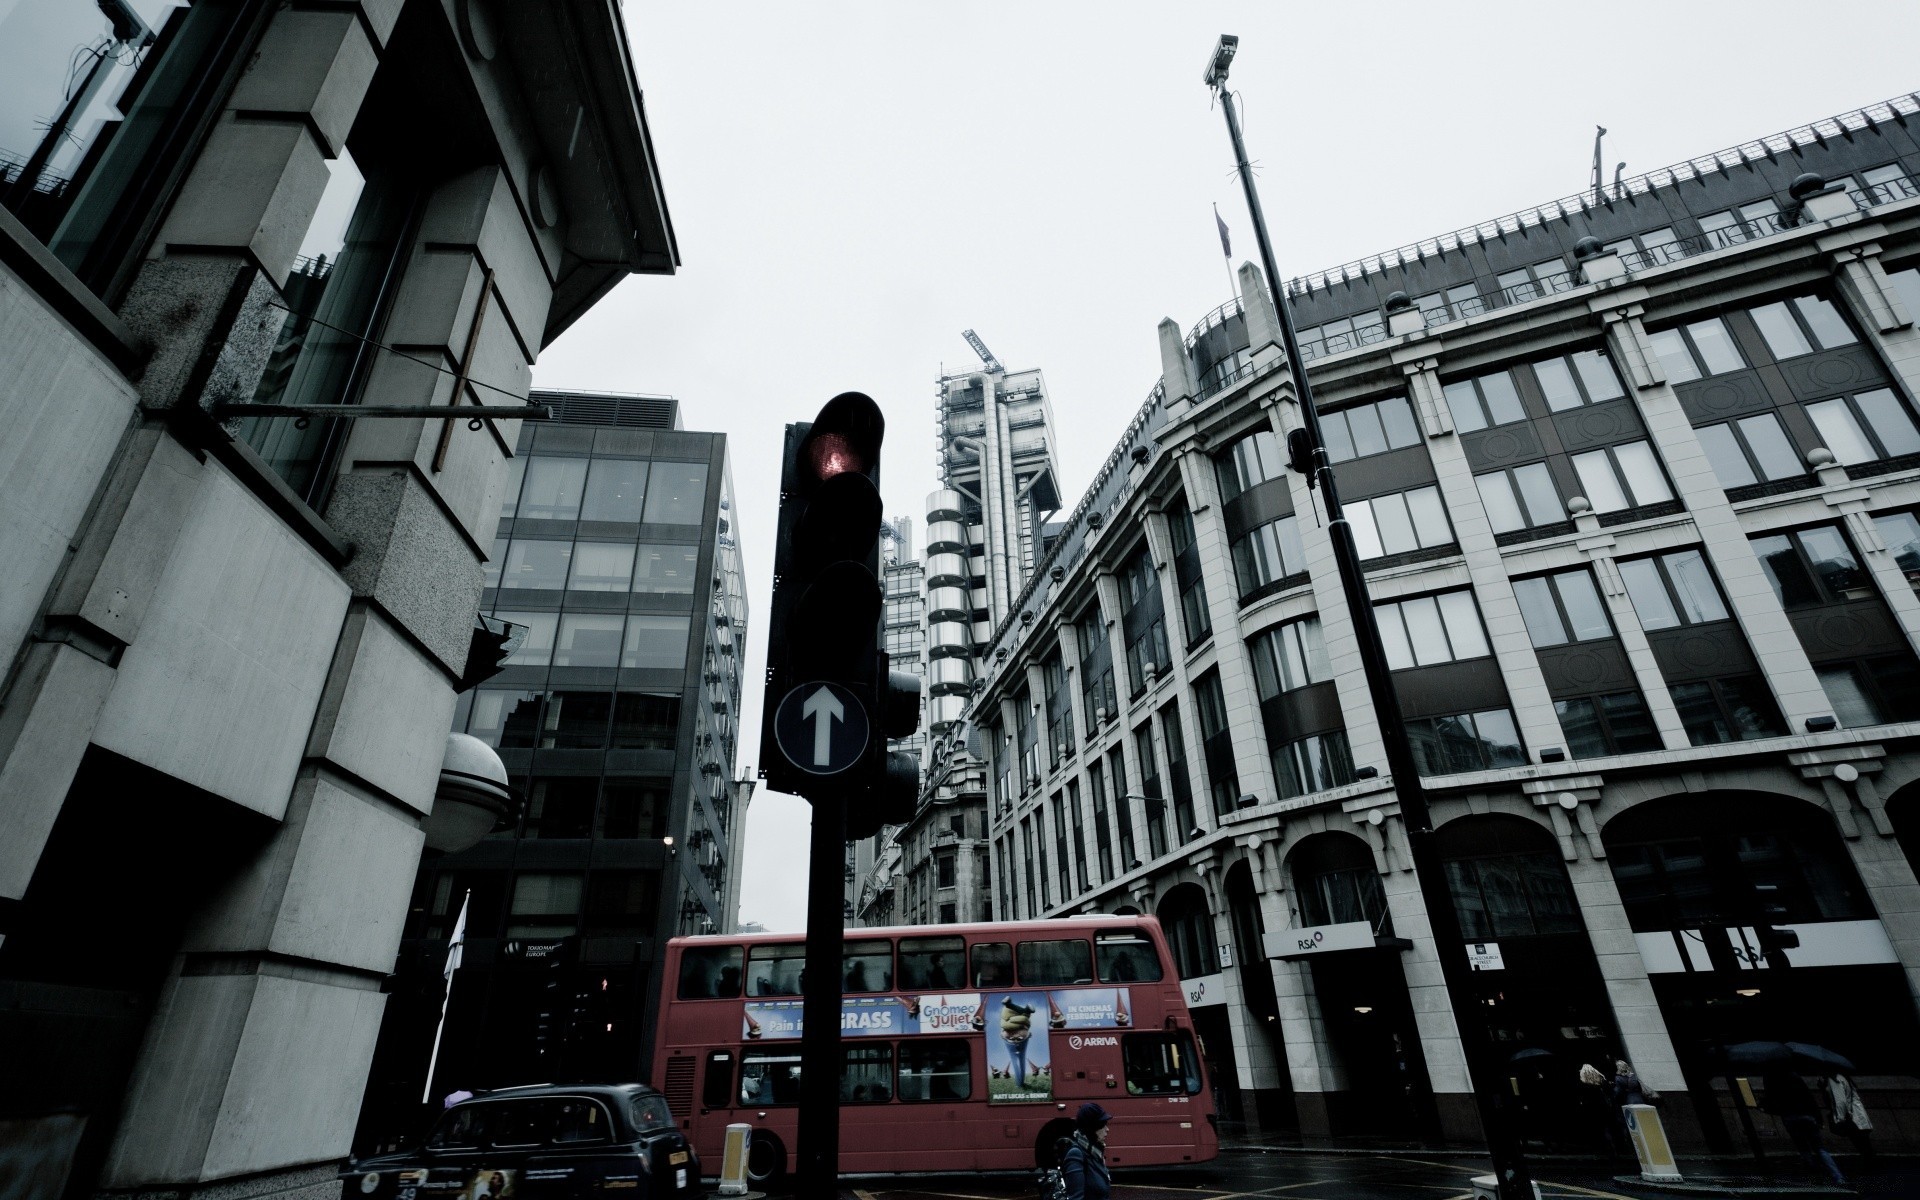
{"left": 967, "top": 94, "right": 1920, "bottom": 1150}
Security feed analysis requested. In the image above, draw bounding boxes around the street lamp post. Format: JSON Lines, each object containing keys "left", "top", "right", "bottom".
{"left": 1204, "top": 35, "right": 1537, "bottom": 1200}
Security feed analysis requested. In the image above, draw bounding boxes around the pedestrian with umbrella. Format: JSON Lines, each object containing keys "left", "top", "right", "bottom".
{"left": 1759, "top": 1066, "right": 1847, "bottom": 1187}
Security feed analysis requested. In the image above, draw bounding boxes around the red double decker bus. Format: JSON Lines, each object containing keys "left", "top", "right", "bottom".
{"left": 651, "top": 916, "right": 1217, "bottom": 1184}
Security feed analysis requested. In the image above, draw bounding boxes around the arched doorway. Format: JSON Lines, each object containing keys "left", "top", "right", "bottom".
{"left": 1225, "top": 860, "right": 1294, "bottom": 1135}
{"left": 1434, "top": 814, "right": 1619, "bottom": 1153}
{"left": 1156, "top": 883, "right": 1238, "bottom": 1123}
{"left": 1889, "top": 782, "right": 1920, "bottom": 884}
{"left": 1284, "top": 831, "right": 1436, "bottom": 1138}
{"left": 1602, "top": 792, "right": 1920, "bottom": 1150}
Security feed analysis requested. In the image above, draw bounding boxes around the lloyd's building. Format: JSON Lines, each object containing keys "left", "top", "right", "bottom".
{"left": 960, "top": 93, "right": 1920, "bottom": 1150}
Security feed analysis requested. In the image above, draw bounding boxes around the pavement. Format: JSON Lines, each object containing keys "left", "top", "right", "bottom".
{"left": 759, "top": 1144, "right": 1920, "bottom": 1200}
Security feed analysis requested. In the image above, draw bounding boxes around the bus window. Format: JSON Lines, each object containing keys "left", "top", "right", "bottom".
{"left": 1122, "top": 1031, "right": 1204, "bottom": 1095}
{"left": 1017, "top": 938, "right": 1093, "bottom": 986}
{"left": 841, "top": 1044, "right": 894, "bottom": 1102}
{"left": 678, "top": 945, "right": 743, "bottom": 999}
{"left": 898, "top": 1040, "right": 971, "bottom": 1101}
{"left": 898, "top": 935, "right": 965, "bottom": 990}
{"left": 1096, "top": 930, "right": 1163, "bottom": 983}
{"left": 843, "top": 939, "right": 894, "bottom": 993}
{"left": 740, "top": 1049, "right": 803, "bottom": 1105}
{"left": 746, "top": 943, "right": 806, "bottom": 995}
{"left": 702, "top": 1050, "right": 735, "bottom": 1109}
{"left": 970, "top": 942, "right": 1013, "bottom": 988}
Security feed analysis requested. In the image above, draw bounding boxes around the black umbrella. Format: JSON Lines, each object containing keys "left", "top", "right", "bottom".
{"left": 1507, "top": 1048, "right": 1557, "bottom": 1064}
{"left": 1720, "top": 1041, "right": 1855, "bottom": 1072}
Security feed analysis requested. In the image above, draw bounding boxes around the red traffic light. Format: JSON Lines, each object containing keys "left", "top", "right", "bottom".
{"left": 798, "top": 392, "right": 884, "bottom": 485}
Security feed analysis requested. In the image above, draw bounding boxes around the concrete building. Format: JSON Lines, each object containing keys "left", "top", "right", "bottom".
{"left": 352, "top": 389, "right": 746, "bottom": 1146}
{"left": 970, "top": 94, "right": 1920, "bottom": 1152}
{"left": 0, "top": 3, "right": 674, "bottom": 1198}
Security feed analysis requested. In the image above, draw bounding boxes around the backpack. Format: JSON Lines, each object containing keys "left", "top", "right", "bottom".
{"left": 1035, "top": 1136, "right": 1073, "bottom": 1200}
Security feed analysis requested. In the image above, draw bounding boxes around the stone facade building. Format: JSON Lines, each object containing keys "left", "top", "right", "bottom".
{"left": 971, "top": 94, "right": 1920, "bottom": 1151}
{"left": 0, "top": 2, "right": 674, "bottom": 1197}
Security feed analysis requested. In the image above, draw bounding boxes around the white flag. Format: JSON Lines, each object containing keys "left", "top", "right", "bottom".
{"left": 424, "top": 890, "right": 470, "bottom": 1102}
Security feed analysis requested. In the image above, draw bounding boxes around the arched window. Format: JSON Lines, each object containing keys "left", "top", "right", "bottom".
{"left": 1288, "top": 833, "right": 1389, "bottom": 931}
{"left": 1435, "top": 816, "right": 1582, "bottom": 940}
{"left": 1155, "top": 884, "right": 1217, "bottom": 979}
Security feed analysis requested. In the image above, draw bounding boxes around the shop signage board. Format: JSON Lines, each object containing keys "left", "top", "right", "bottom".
{"left": 1265, "top": 920, "right": 1379, "bottom": 959}
{"left": 1465, "top": 942, "right": 1504, "bottom": 971}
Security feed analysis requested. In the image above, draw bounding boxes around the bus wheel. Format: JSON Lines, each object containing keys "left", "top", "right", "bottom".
{"left": 1034, "top": 1119, "right": 1076, "bottom": 1171}
{"left": 745, "top": 1131, "right": 786, "bottom": 1186}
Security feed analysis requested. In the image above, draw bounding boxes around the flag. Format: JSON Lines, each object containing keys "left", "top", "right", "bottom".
{"left": 1214, "top": 204, "right": 1231, "bottom": 258}
{"left": 423, "top": 890, "right": 470, "bottom": 1102}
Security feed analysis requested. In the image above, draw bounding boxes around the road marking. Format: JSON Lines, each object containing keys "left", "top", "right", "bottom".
{"left": 1187, "top": 1180, "right": 1338, "bottom": 1200}
{"left": 1539, "top": 1185, "right": 1637, "bottom": 1200}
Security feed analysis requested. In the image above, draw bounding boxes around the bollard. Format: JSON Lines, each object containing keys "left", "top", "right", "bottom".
{"left": 1624, "top": 1103, "right": 1682, "bottom": 1182}
{"left": 717, "top": 1123, "right": 752, "bottom": 1196}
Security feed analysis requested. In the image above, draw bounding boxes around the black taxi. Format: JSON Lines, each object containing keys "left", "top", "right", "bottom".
{"left": 347, "top": 1084, "right": 700, "bottom": 1200}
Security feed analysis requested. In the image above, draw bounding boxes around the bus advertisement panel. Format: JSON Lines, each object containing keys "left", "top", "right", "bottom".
{"left": 652, "top": 917, "right": 1217, "bottom": 1184}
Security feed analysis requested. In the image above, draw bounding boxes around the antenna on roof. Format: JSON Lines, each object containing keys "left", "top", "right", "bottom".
{"left": 961, "top": 329, "right": 1002, "bottom": 374}
{"left": 1591, "top": 125, "right": 1608, "bottom": 206}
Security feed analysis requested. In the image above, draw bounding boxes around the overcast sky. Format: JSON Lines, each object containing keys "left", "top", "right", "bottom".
{"left": 531, "top": 2, "right": 1920, "bottom": 931}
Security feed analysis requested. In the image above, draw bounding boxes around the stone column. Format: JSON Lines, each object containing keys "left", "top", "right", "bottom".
{"left": 1399, "top": 359, "right": 1563, "bottom": 757}
{"left": 1144, "top": 493, "right": 1277, "bottom": 807}
{"left": 1794, "top": 750, "right": 1920, "bottom": 1008}
{"left": 1599, "top": 307, "right": 1833, "bottom": 730}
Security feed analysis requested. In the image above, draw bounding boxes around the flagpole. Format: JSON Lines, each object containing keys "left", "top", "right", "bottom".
{"left": 422, "top": 889, "right": 470, "bottom": 1104}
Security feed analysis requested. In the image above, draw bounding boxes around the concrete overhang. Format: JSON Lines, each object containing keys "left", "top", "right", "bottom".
{"left": 501, "top": 0, "right": 680, "bottom": 346}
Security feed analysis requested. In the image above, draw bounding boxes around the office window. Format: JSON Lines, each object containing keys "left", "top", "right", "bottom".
{"left": 1696, "top": 413, "right": 1806, "bottom": 487}
{"left": 621, "top": 615, "right": 691, "bottom": 670}
{"left": 1108, "top": 747, "right": 1136, "bottom": 868}
{"left": 539, "top": 690, "right": 611, "bottom": 749}
{"left": 501, "top": 540, "right": 572, "bottom": 590}
{"left": 1555, "top": 691, "right": 1662, "bottom": 758}
{"left": 1512, "top": 569, "right": 1613, "bottom": 647}
{"left": 1445, "top": 852, "right": 1581, "bottom": 939}
{"left": 554, "top": 614, "right": 624, "bottom": 668}
{"left": 1495, "top": 259, "right": 1569, "bottom": 302}
{"left": 1168, "top": 501, "right": 1211, "bottom": 644}
{"left": 1441, "top": 369, "right": 1526, "bottom": 432}
{"left": 642, "top": 462, "right": 709, "bottom": 525}
{"left": 568, "top": 542, "right": 636, "bottom": 591}
{"left": 1646, "top": 317, "right": 1746, "bottom": 383}
{"left": 508, "top": 873, "right": 584, "bottom": 938}
{"left": 1248, "top": 617, "right": 1331, "bottom": 697}
{"left": 1569, "top": 441, "right": 1673, "bottom": 512}
{"left": 633, "top": 544, "right": 700, "bottom": 593}
{"left": 494, "top": 610, "right": 558, "bottom": 666}
{"left": 1617, "top": 550, "right": 1729, "bottom": 631}
{"left": 1805, "top": 389, "right": 1920, "bottom": 465}
{"left": 1067, "top": 781, "right": 1088, "bottom": 893}
{"left": 610, "top": 694, "right": 679, "bottom": 751}
{"left": 1214, "top": 429, "right": 1287, "bottom": 500}
{"left": 498, "top": 457, "right": 529, "bottom": 520}
{"left": 468, "top": 688, "right": 542, "bottom": 748}
{"left": 1698, "top": 200, "right": 1782, "bottom": 249}
{"left": 585, "top": 869, "right": 662, "bottom": 933}
{"left": 1135, "top": 724, "right": 1168, "bottom": 859}
{"left": 1670, "top": 677, "right": 1783, "bottom": 747}
{"left": 1089, "top": 760, "right": 1114, "bottom": 882}
{"left": 1531, "top": 350, "right": 1626, "bottom": 411}
{"left": 581, "top": 459, "right": 649, "bottom": 522}
{"left": 1475, "top": 463, "right": 1564, "bottom": 533}
{"left": 1348, "top": 486, "right": 1452, "bottom": 559}
{"left": 1160, "top": 701, "right": 1197, "bottom": 842}
{"left": 1405, "top": 709, "right": 1525, "bottom": 775}
{"left": 518, "top": 458, "right": 588, "bottom": 521}
{"left": 1750, "top": 296, "right": 1858, "bottom": 360}
{"left": 1323, "top": 396, "right": 1420, "bottom": 463}
{"left": 1872, "top": 511, "right": 1920, "bottom": 584}
{"left": 1413, "top": 283, "right": 1482, "bottom": 324}
{"left": 1750, "top": 525, "right": 1871, "bottom": 609}
{"left": 1193, "top": 671, "right": 1238, "bottom": 820}
{"left": 526, "top": 778, "right": 597, "bottom": 838}
{"left": 1860, "top": 163, "right": 1918, "bottom": 205}
{"left": 1374, "top": 590, "right": 1491, "bottom": 669}
{"left": 1271, "top": 730, "right": 1355, "bottom": 801}
{"left": 1230, "top": 515, "right": 1307, "bottom": 596}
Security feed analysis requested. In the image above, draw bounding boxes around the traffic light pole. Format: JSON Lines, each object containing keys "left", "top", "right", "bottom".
{"left": 1210, "top": 62, "right": 1537, "bottom": 1200}
{"left": 796, "top": 792, "right": 846, "bottom": 1196}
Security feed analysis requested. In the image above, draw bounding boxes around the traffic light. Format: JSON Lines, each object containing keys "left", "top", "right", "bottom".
{"left": 759, "top": 393, "right": 921, "bottom": 839}
{"left": 1752, "top": 884, "right": 1800, "bottom": 970}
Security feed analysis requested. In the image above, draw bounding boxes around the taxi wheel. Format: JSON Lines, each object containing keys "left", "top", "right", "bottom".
{"left": 745, "top": 1131, "right": 786, "bottom": 1186}
{"left": 1034, "top": 1119, "right": 1076, "bottom": 1171}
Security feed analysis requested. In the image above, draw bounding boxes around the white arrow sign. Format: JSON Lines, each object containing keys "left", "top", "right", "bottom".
{"left": 801, "top": 685, "right": 845, "bottom": 767}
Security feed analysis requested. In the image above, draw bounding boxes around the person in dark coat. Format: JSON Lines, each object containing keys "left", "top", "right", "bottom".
{"left": 1762, "top": 1069, "right": 1846, "bottom": 1187}
{"left": 1060, "top": 1102, "right": 1113, "bottom": 1200}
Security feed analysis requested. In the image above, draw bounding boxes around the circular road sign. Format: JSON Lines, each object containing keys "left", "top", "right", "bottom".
{"left": 772, "top": 681, "right": 870, "bottom": 776}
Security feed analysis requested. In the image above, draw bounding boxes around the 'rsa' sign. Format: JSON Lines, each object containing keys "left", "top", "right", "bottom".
{"left": 1265, "top": 920, "right": 1379, "bottom": 960}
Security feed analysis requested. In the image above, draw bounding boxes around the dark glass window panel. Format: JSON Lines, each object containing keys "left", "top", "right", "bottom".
{"left": 739, "top": 1050, "right": 803, "bottom": 1105}
{"left": 581, "top": 459, "right": 648, "bottom": 522}
{"left": 1095, "top": 931, "right": 1162, "bottom": 982}
{"left": 634, "top": 544, "right": 700, "bottom": 593}
{"left": 842, "top": 939, "right": 893, "bottom": 993}
{"left": 622, "top": 615, "right": 690, "bottom": 670}
{"left": 554, "top": 613, "right": 623, "bottom": 667}
{"left": 897, "top": 1040, "right": 971, "bottom": 1101}
{"left": 526, "top": 779, "right": 597, "bottom": 839}
{"left": 642, "top": 462, "right": 709, "bottom": 525}
{"left": 1751, "top": 534, "right": 1821, "bottom": 607}
{"left": 1122, "top": 1032, "right": 1203, "bottom": 1095}
{"left": 611, "top": 692, "right": 680, "bottom": 750}
{"left": 839, "top": 1043, "right": 893, "bottom": 1103}
{"left": 969, "top": 941, "right": 1013, "bottom": 988}
{"left": 897, "top": 935, "right": 965, "bottom": 990}
{"left": 1599, "top": 690, "right": 1663, "bottom": 753}
{"left": 585, "top": 869, "right": 661, "bottom": 932}
{"left": 501, "top": 540, "right": 573, "bottom": 590}
{"left": 1554, "top": 697, "right": 1608, "bottom": 759}
{"left": 746, "top": 943, "right": 805, "bottom": 996}
{"left": 1798, "top": 526, "right": 1867, "bottom": 595}
{"left": 518, "top": 458, "right": 588, "bottom": 520}
{"left": 599, "top": 779, "right": 669, "bottom": 839}
{"left": 1015, "top": 938, "right": 1092, "bottom": 986}
{"left": 507, "top": 872, "right": 583, "bottom": 938}
{"left": 469, "top": 688, "right": 543, "bottom": 748}
{"left": 540, "top": 690, "right": 611, "bottom": 749}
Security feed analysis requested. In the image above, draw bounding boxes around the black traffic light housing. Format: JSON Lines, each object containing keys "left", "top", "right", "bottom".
{"left": 759, "top": 393, "right": 921, "bottom": 840}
